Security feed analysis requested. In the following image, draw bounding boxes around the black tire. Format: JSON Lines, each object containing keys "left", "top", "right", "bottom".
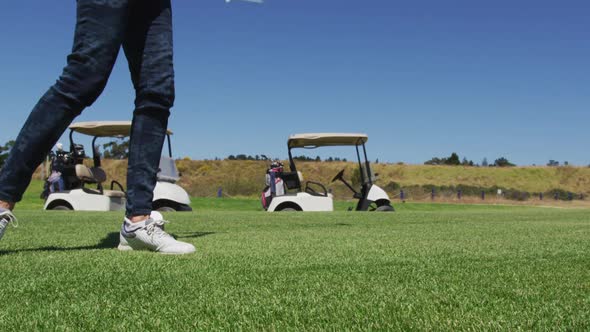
{"left": 375, "top": 205, "right": 394, "bottom": 212}
{"left": 280, "top": 208, "right": 297, "bottom": 212}
{"left": 52, "top": 205, "right": 72, "bottom": 211}
{"left": 176, "top": 204, "right": 193, "bottom": 212}
{"left": 157, "top": 206, "right": 176, "bottom": 212}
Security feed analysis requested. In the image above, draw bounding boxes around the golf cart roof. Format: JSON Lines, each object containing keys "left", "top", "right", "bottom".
{"left": 288, "top": 133, "right": 368, "bottom": 148}
{"left": 69, "top": 121, "right": 173, "bottom": 137}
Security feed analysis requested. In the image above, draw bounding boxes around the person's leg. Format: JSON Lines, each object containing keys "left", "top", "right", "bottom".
{"left": 118, "top": 1, "right": 194, "bottom": 254}
{"left": 0, "top": 0, "right": 130, "bottom": 208}
{"left": 123, "top": 0, "right": 175, "bottom": 219}
{"left": 58, "top": 177, "right": 66, "bottom": 192}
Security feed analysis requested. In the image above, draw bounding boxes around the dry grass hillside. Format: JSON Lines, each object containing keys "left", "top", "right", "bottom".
{"left": 40, "top": 159, "right": 590, "bottom": 200}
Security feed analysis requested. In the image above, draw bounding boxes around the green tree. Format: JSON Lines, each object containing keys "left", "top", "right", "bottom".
{"left": 0, "top": 140, "right": 15, "bottom": 168}
{"left": 425, "top": 153, "right": 464, "bottom": 166}
{"left": 102, "top": 139, "right": 129, "bottom": 159}
{"left": 424, "top": 157, "right": 445, "bottom": 165}
{"left": 460, "top": 157, "right": 475, "bottom": 166}
{"left": 445, "top": 153, "right": 461, "bottom": 166}
{"left": 494, "top": 157, "right": 515, "bottom": 167}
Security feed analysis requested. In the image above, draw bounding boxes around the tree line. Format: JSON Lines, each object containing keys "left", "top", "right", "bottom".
{"left": 226, "top": 154, "right": 347, "bottom": 162}
{"left": 0, "top": 139, "right": 584, "bottom": 169}
{"left": 425, "top": 153, "right": 516, "bottom": 167}
{"left": 424, "top": 153, "right": 572, "bottom": 168}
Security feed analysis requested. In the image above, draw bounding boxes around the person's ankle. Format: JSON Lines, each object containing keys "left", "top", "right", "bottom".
{"left": 129, "top": 215, "right": 150, "bottom": 223}
{"left": 0, "top": 200, "right": 14, "bottom": 211}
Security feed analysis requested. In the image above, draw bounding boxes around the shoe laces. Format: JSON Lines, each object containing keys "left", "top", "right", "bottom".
{"left": 0, "top": 210, "right": 18, "bottom": 229}
{"left": 145, "top": 219, "right": 170, "bottom": 239}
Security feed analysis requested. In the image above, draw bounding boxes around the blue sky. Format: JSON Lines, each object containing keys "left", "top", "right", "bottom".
{"left": 0, "top": 0, "right": 588, "bottom": 165}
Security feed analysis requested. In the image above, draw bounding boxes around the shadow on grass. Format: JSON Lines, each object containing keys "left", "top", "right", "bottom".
{"left": 0, "top": 231, "right": 216, "bottom": 256}
{"left": 0, "top": 232, "right": 120, "bottom": 256}
{"left": 174, "top": 231, "right": 217, "bottom": 239}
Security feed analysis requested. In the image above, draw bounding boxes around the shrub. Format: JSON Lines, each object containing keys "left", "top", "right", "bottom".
{"left": 494, "top": 157, "right": 516, "bottom": 167}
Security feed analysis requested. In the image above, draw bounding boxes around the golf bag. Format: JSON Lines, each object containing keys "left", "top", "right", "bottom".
{"left": 41, "top": 144, "right": 86, "bottom": 199}
{"left": 261, "top": 160, "right": 285, "bottom": 210}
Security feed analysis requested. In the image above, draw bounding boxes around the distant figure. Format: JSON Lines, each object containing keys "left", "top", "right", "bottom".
{"left": 50, "top": 143, "right": 66, "bottom": 192}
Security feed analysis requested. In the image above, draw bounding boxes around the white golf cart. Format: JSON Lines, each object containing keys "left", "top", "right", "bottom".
{"left": 43, "top": 121, "right": 192, "bottom": 212}
{"left": 264, "top": 133, "right": 394, "bottom": 212}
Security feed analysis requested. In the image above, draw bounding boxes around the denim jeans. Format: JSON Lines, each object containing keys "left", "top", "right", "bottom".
{"left": 0, "top": 0, "right": 175, "bottom": 217}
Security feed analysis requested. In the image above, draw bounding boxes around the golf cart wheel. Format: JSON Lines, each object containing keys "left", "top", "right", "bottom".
{"left": 156, "top": 206, "right": 176, "bottom": 212}
{"left": 176, "top": 204, "right": 193, "bottom": 212}
{"left": 154, "top": 203, "right": 192, "bottom": 212}
{"left": 52, "top": 205, "right": 72, "bottom": 211}
{"left": 375, "top": 205, "right": 394, "bottom": 212}
{"left": 280, "top": 208, "right": 297, "bottom": 212}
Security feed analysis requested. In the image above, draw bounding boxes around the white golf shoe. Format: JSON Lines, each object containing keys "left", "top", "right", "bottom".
{"left": 0, "top": 208, "right": 17, "bottom": 241}
{"left": 118, "top": 211, "right": 161, "bottom": 251}
{"left": 118, "top": 211, "right": 195, "bottom": 254}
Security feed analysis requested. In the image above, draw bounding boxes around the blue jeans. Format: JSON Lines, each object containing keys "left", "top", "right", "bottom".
{"left": 0, "top": 0, "right": 175, "bottom": 217}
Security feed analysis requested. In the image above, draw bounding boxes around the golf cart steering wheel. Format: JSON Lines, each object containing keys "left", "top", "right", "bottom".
{"left": 331, "top": 169, "right": 345, "bottom": 183}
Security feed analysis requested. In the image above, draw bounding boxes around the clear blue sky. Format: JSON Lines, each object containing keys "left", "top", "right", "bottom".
{"left": 1, "top": 0, "right": 588, "bottom": 166}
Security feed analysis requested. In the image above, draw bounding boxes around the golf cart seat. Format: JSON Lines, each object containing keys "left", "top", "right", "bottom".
{"left": 75, "top": 165, "right": 125, "bottom": 197}
{"left": 102, "top": 189, "right": 126, "bottom": 198}
{"left": 76, "top": 165, "right": 106, "bottom": 184}
{"left": 279, "top": 171, "right": 327, "bottom": 196}
{"left": 280, "top": 171, "right": 302, "bottom": 190}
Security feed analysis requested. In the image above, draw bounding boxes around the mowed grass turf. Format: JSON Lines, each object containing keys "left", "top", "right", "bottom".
{"left": 0, "top": 199, "right": 589, "bottom": 330}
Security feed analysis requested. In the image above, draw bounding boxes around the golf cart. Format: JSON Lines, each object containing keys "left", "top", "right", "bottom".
{"left": 262, "top": 133, "right": 394, "bottom": 212}
{"left": 43, "top": 121, "right": 192, "bottom": 212}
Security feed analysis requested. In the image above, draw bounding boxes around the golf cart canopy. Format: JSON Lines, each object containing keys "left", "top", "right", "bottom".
{"left": 69, "top": 121, "right": 173, "bottom": 137}
{"left": 288, "top": 133, "right": 368, "bottom": 149}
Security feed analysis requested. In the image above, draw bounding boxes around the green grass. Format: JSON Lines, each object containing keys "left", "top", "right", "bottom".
{"left": 2, "top": 190, "right": 589, "bottom": 330}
